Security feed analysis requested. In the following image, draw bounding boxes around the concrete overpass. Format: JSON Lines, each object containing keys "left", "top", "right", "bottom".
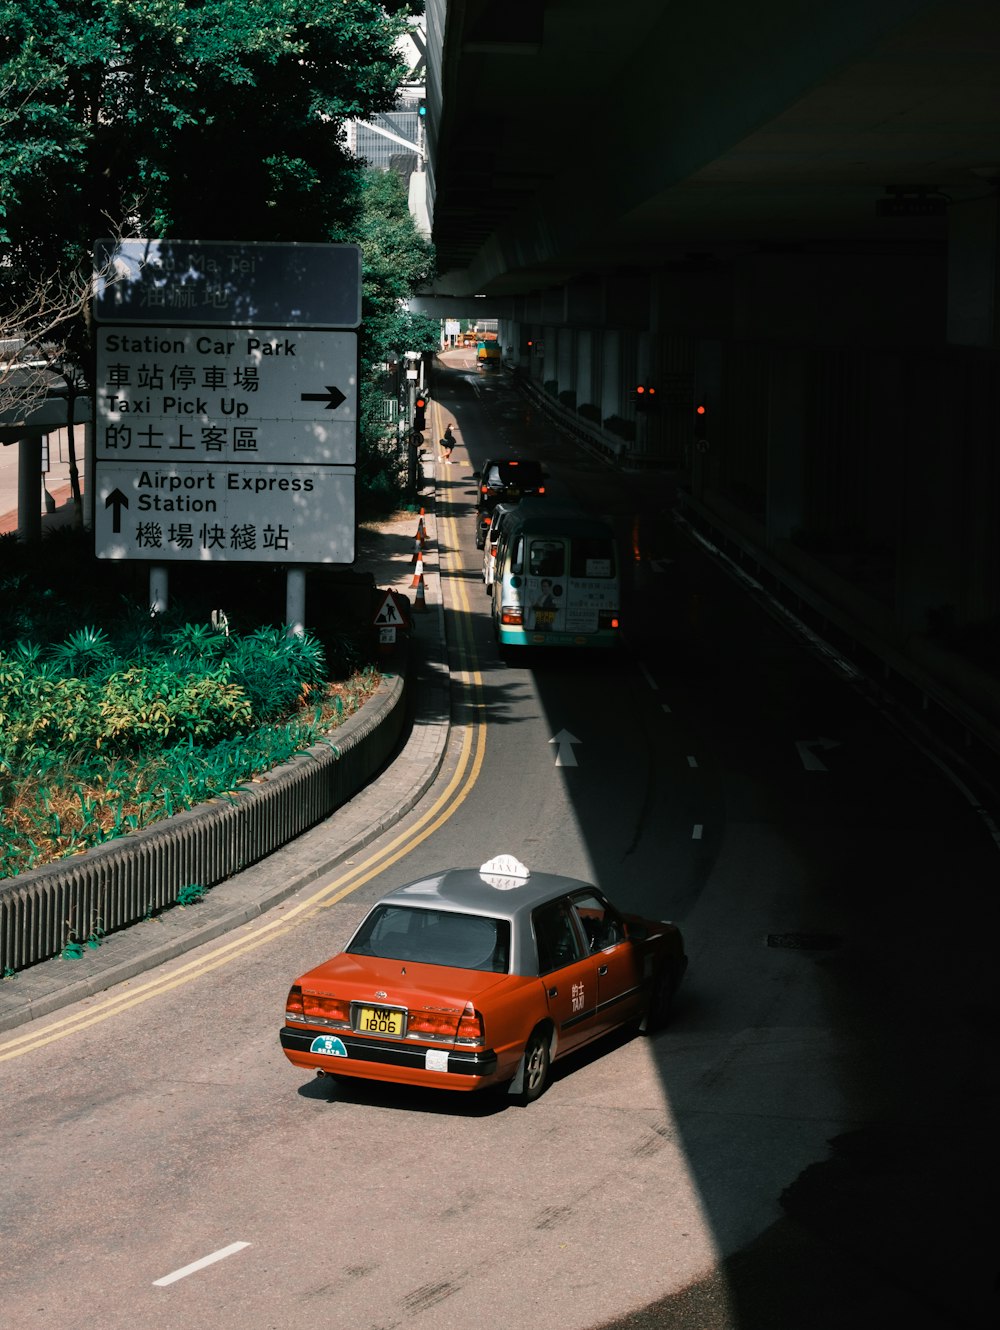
{"left": 416, "top": 0, "right": 1000, "bottom": 667}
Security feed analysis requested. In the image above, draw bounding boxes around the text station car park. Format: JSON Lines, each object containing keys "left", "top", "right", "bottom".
{"left": 280, "top": 856, "right": 687, "bottom": 1105}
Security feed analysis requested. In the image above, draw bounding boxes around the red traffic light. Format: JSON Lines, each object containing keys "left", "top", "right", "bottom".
{"left": 695, "top": 402, "right": 706, "bottom": 416}
{"left": 415, "top": 396, "right": 426, "bottom": 409}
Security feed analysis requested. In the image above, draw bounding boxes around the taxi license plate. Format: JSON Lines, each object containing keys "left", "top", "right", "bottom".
{"left": 357, "top": 1005, "right": 404, "bottom": 1036}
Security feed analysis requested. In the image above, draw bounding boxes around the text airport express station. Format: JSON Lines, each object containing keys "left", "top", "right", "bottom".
{"left": 132, "top": 469, "right": 318, "bottom": 512}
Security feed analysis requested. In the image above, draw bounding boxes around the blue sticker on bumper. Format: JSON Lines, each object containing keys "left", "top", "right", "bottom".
{"left": 310, "top": 1034, "right": 348, "bottom": 1057}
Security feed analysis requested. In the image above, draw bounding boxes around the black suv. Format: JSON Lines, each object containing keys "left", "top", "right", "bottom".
{"left": 473, "top": 458, "right": 548, "bottom": 548}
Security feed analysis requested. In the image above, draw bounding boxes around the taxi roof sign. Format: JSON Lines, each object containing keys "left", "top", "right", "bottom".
{"left": 480, "top": 854, "right": 531, "bottom": 890}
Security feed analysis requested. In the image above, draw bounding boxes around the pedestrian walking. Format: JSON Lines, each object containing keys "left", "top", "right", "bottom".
{"left": 440, "top": 423, "right": 458, "bottom": 463}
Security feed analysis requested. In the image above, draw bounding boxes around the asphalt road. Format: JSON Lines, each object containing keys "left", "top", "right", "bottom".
{"left": 1, "top": 351, "right": 997, "bottom": 1330}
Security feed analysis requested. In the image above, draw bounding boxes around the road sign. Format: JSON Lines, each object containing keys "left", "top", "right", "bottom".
{"left": 93, "top": 239, "right": 362, "bottom": 328}
{"left": 92, "top": 239, "right": 361, "bottom": 566}
{"left": 373, "top": 590, "right": 409, "bottom": 628}
{"left": 93, "top": 462, "right": 355, "bottom": 564}
{"left": 96, "top": 327, "right": 358, "bottom": 466}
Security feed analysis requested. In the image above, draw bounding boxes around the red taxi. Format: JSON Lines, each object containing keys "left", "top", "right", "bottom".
{"left": 280, "top": 856, "right": 687, "bottom": 1104}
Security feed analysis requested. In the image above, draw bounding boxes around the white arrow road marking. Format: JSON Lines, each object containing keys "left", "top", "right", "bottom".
{"left": 795, "top": 737, "right": 842, "bottom": 772}
{"left": 154, "top": 1242, "right": 251, "bottom": 1287}
{"left": 549, "top": 730, "right": 580, "bottom": 767}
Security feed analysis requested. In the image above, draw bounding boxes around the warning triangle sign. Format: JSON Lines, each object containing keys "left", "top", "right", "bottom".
{"left": 374, "top": 591, "right": 406, "bottom": 626}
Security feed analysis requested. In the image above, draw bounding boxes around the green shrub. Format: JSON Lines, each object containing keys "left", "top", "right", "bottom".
{"left": 227, "top": 627, "right": 327, "bottom": 722}
{"left": 98, "top": 663, "right": 254, "bottom": 749}
{"left": 0, "top": 664, "right": 103, "bottom": 764}
{"left": 47, "top": 626, "right": 116, "bottom": 677}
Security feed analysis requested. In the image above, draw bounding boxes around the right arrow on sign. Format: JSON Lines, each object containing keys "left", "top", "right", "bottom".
{"left": 300, "top": 386, "right": 347, "bottom": 410}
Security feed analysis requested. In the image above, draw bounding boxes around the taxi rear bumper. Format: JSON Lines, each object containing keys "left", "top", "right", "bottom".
{"left": 280, "top": 1025, "right": 499, "bottom": 1081}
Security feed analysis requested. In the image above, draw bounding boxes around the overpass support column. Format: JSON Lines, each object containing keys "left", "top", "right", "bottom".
{"left": 947, "top": 190, "right": 1000, "bottom": 348}
{"left": 765, "top": 350, "right": 806, "bottom": 549}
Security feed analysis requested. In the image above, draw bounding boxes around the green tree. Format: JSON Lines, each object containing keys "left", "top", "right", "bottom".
{"left": 350, "top": 167, "right": 439, "bottom": 508}
{"left": 1, "top": 0, "right": 417, "bottom": 314}
{"left": 1, "top": 1, "right": 434, "bottom": 508}
{"left": 355, "top": 166, "right": 440, "bottom": 480}
{"left": 353, "top": 168, "right": 438, "bottom": 367}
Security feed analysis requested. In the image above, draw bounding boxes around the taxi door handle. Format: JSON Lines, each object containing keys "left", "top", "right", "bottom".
{"left": 598, "top": 965, "right": 608, "bottom": 976}
{"left": 548, "top": 986, "right": 558, "bottom": 997}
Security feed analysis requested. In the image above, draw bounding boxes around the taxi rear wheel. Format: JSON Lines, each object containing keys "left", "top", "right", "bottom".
{"left": 518, "top": 1027, "right": 551, "bottom": 1105}
{"left": 643, "top": 969, "right": 676, "bottom": 1033}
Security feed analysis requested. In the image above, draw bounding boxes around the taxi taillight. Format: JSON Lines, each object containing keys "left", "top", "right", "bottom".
{"left": 407, "top": 1009, "right": 460, "bottom": 1038}
{"left": 303, "top": 993, "right": 350, "bottom": 1023}
{"left": 285, "top": 984, "right": 304, "bottom": 1016}
{"left": 457, "top": 1003, "right": 485, "bottom": 1044}
{"left": 537, "top": 485, "right": 546, "bottom": 495}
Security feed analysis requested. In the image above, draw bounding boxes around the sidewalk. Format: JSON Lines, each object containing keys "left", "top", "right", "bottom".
{"left": 0, "top": 469, "right": 450, "bottom": 1032}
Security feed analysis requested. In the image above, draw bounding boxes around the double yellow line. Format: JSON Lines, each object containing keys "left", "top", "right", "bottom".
{"left": 0, "top": 501, "right": 486, "bottom": 1062}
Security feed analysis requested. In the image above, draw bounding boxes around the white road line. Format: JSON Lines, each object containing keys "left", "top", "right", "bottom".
{"left": 154, "top": 1242, "right": 251, "bottom": 1287}
{"left": 687, "top": 755, "right": 698, "bottom": 767}
{"left": 662, "top": 701, "right": 672, "bottom": 713}
{"left": 638, "top": 661, "right": 658, "bottom": 690}
{"left": 692, "top": 824, "right": 703, "bottom": 839}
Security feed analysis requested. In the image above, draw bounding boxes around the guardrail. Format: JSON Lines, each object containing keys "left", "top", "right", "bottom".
{"left": 0, "top": 671, "right": 407, "bottom": 974}
{"left": 675, "top": 489, "right": 1000, "bottom": 798}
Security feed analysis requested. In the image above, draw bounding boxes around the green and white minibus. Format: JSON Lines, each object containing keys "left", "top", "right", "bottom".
{"left": 490, "top": 507, "right": 622, "bottom": 650}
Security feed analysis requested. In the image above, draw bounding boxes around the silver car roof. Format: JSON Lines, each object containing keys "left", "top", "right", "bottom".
{"left": 380, "top": 866, "right": 599, "bottom": 918}
{"left": 363, "top": 864, "right": 607, "bottom": 977}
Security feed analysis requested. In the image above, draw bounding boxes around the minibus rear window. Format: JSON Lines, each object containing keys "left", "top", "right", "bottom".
{"left": 569, "top": 538, "right": 616, "bottom": 578}
{"left": 528, "top": 539, "right": 565, "bottom": 577}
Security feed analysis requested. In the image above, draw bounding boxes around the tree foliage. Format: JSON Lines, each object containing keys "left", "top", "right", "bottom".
{"left": 1, "top": 2, "right": 435, "bottom": 504}
{"left": 1, "top": 0, "right": 416, "bottom": 281}
{"left": 354, "top": 168, "right": 439, "bottom": 368}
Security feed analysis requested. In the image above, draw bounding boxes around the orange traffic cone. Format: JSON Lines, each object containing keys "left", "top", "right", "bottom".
{"left": 415, "top": 510, "right": 426, "bottom": 543}
{"left": 410, "top": 550, "right": 424, "bottom": 587}
{"left": 413, "top": 572, "right": 429, "bottom": 612}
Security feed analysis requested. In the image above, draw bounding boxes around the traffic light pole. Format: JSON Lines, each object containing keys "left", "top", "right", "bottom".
{"left": 407, "top": 378, "right": 418, "bottom": 491}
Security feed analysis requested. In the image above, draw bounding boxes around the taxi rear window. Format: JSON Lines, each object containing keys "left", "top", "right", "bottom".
{"left": 489, "top": 462, "right": 544, "bottom": 487}
{"left": 348, "top": 905, "right": 510, "bottom": 973}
